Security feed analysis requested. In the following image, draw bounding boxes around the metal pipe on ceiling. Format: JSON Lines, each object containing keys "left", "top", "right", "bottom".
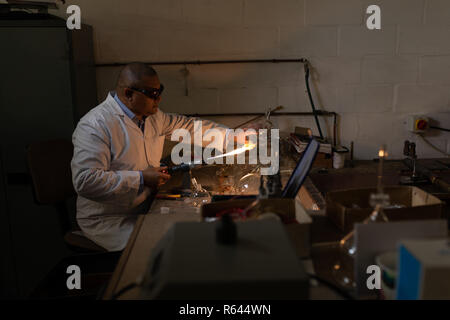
{"left": 96, "top": 58, "right": 308, "bottom": 67}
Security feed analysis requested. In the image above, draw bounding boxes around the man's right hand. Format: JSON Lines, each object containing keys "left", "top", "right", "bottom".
{"left": 142, "top": 167, "right": 171, "bottom": 189}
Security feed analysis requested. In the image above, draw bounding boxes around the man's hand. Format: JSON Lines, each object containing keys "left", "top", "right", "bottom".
{"left": 142, "top": 167, "right": 171, "bottom": 189}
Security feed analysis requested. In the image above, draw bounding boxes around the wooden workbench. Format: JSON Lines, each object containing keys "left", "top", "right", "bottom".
{"left": 103, "top": 159, "right": 450, "bottom": 300}
{"left": 103, "top": 200, "right": 201, "bottom": 300}
{"left": 102, "top": 196, "right": 344, "bottom": 300}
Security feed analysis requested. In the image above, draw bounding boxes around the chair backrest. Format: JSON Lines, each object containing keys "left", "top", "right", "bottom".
{"left": 27, "top": 139, "right": 75, "bottom": 205}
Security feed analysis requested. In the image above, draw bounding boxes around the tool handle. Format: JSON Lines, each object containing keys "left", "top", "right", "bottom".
{"left": 432, "top": 177, "right": 450, "bottom": 193}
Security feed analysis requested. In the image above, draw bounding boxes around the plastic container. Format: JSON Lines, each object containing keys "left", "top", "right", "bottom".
{"left": 375, "top": 251, "right": 398, "bottom": 300}
{"left": 332, "top": 146, "right": 349, "bottom": 169}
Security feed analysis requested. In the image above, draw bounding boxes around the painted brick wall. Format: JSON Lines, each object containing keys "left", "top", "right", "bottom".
{"left": 53, "top": 0, "right": 450, "bottom": 159}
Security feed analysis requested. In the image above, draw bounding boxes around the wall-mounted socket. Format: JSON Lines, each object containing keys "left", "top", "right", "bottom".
{"left": 407, "top": 115, "right": 429, "bottom": 133}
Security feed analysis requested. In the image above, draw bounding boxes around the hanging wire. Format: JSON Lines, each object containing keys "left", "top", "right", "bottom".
{"left": 417, "top": 134, "right": 450, "bottom": 157}
{"left": 303, "top": 60, "right": 324, "bottom": 140}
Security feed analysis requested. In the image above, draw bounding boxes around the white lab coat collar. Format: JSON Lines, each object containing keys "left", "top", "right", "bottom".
{"left": 105, "top": 91, "right": 146, "bottom": 135}
{"left": 107, "top": 91, "right": 127, "bottom": 117}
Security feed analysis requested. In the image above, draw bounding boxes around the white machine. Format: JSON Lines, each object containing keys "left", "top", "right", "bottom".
{"left": 141, "top": 218, "right": 309, "bottom": 300}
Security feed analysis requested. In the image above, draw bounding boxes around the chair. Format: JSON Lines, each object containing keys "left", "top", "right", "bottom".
{"left": 26, "top": 139, "right": 105, "bottom": 253}
{"left": 26, "top": 139, "right": 122, "bottom": 299}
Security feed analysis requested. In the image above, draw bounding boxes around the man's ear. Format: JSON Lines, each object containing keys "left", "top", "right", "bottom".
{"left": 124, "top": 88, "right": 133, "bottom": 100}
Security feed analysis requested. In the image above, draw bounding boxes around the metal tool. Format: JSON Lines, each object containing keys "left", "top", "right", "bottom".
{"left": 403, "top": 140, "right": 419, "bottom": 182}
{"left": 403, "top": 158, "right": 450, "bottom": 193}
{"left": 401, "top": 140, "right": 434, "bottom": 186}
{"left": 166, "top": 162, "right": 200, "bottom": 174}
{"left": 233, "top": 105, "right": 283, "bottom": 129}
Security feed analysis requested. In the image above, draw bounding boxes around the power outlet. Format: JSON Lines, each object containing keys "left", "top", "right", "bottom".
{"left": 407, "top": 115, "right": 429, "bottom": 133}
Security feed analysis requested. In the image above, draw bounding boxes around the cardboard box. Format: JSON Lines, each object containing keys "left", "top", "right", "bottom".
{"left": 313, "top": 152, "right": 333, "bottom": 169}
{"left": 326, "top": 186, "right": 444, "bottom": 233}
{"left": 397, "top": 238, "right": 450, "bottom": 300}
{"left": 201, "top": 198, "right": 312, "bottom": 258}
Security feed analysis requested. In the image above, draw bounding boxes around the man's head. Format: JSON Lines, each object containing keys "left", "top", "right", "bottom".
{"left": 115, "top": 63, "right": 163, "bottom": 118}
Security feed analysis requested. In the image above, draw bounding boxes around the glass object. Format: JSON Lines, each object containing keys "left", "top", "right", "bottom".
{"left": 332, "top": 145, "right": 390, "bottom": 290}
{"left": 215, "top": 166, "right": 236, "bottom": 194}
{"left": 332, "top": 202, "right": 389, "bottom": 289}
{"left": 234, "top": 165, "right": 261, "bottom": 194}
{"left": 189, "top": 177, "right": 211, "bottom": 208}
{"left": 191, "top": 190, "right": 211, "bottom": 208}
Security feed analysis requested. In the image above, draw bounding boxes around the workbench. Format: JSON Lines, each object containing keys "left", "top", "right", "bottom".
{"left": 103, "top": 159, "right": 450, "bottom": 300}
{"left": 102, "top": 197, "right": 346, "bottom": 300}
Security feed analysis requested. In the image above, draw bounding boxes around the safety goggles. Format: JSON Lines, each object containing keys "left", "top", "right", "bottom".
{"left": 128, "top": 84, "right": 164, "bottom": 100}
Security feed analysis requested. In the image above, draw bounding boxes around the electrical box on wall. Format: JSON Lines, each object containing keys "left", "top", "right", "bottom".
{"left": 407, "top": 115, "right": 429, "bottom": 133}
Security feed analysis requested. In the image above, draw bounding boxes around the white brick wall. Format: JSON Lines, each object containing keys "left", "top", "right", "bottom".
{"left": 338, "top": 85, "right": 394, "bottom": 113}
{"left": 54, "top": 0, "right": 450, "bottom": 160}
{"left": 244, "top": 0, "right": 304, "bottom": 27}
{"left": 219, "top": 87, "right": 278, "bottom": 113}
{"left": 305, "top": 0, "right": 363, "bottom": 26}
{"left": 361, "top": 0, "right": 425, "bottom": 26}
{"left": 182, "top": 0, "right": 243, "bottom": 26}
{"left": 399, "top": 26, "right": 450, "bottom": 54}
{"left": 339, "top": 26, "right": 397, "bottom": 56}
{"left": 362, "top": 55, "right": 418, "bottom": 84}
{"left": 420, "top": 55, "right": 450, "bottom": 84}
{"left": 425, "top": 0, "right": 450, "bottom": 26}
{"left": 280, "top": 27, "right": 338, "bottom": 57}
{"left": 395, "top": 84, "right": 450, "bottom": 113}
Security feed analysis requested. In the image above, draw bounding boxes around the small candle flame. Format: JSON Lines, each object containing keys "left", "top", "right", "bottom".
{"left": 378, "top": 149, "right": 388, "bottom": 158}
{"left": 378, "top": 144, "right": 388, "bottom": 158}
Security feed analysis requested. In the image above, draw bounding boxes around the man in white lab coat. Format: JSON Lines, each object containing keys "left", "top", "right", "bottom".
{"left": 71, "top": 63, "right": 229, "bottom": 251}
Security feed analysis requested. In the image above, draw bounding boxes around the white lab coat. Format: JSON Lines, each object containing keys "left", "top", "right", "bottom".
{"left": 71, "top": 92, "right": 228, "bottom": 251}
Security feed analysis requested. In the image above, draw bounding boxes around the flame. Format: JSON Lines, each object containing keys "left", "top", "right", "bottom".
{"left": 207, "top": 142, "right": 256, "bottom": 160}
{"left": 378, "top": 149, "right": 388, "bottom": 158}
{"left": 244, "top": 142, "right": 256, "bottom": 149}
{"left": 378, "top": 144, "right": 388, "bottom": 158}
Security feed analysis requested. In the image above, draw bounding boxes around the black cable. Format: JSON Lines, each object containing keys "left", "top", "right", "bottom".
{"left": 306, "top": 273, "right": 355, "bottom": 300}
{"left": 333, "top": 113, "right": 337, "bottom": 147}
{"left": 303, "top": 61, "right": 324, "bottom": 140}
{"left": 110, "top": 282, "right": 140, "bottom": 300}
{"left": 430, "top": 126, "right": 450, "bottom": 132}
